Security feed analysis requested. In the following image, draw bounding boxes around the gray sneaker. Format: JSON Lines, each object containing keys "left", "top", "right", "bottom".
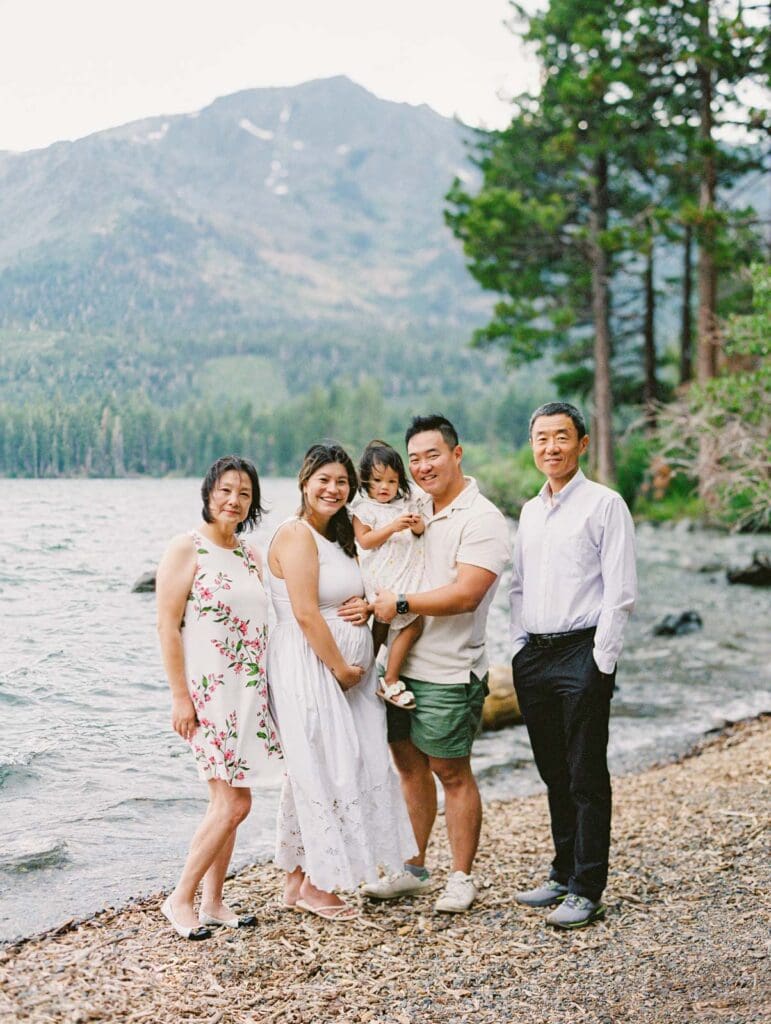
{"left": 361, "top": 869, "right": 432, "bottom": 901}
{"left": 546, "top": 893, "right": 605, "bottom": 929}
{"left": 514, "top": 880, "right": 569, "bottom": 908}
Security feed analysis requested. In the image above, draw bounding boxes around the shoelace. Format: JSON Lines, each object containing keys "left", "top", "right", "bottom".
{"left": 562, "top": 893, "right": 593, "bottom": 910}
{"left": 445, "top": 874, "right": 473, "bottom": 896}
{"left": 385, "top": 870, "right": 424, "bottom": 884}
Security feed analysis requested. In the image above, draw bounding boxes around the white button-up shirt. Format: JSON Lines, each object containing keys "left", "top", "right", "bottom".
{"left": 509, "top": 469, "right": 637, "bottom": 674}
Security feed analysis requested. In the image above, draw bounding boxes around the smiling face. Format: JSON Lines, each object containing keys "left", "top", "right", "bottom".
{"left": 367, "top": 462, "right": 400, "bottom": 504}
{"left": 407, "top": 429, "right": 464, "bottom": 509}
{"left": 530, "top": 413, "right": 589, "bottom": 492}
{"left": 208, "top": 470, "right": 253, "bottom": 529}
{"left": 302, "top": 461, "right": 351, "bottom": 522}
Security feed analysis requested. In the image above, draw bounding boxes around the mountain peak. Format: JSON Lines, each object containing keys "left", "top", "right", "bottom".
{"left": 0, "top": 75, "right": 487, "bottom": 342}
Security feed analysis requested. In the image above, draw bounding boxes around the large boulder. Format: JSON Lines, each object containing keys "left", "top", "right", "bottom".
{"left": 131, "top": 571, "right": 156, "bottom": 593}
{"left": 727, "top": 552, "right": 771, "bottom": 587}
{"left": 653, "top": 610, "right": 703, "bottom": 636}
{"left": 482, "top": 664, "right": 522, "bottom": 731}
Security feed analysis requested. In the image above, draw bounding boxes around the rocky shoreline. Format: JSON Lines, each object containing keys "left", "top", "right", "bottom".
{"left": 1, "top": 715, "right": 769, "bottom": 1024}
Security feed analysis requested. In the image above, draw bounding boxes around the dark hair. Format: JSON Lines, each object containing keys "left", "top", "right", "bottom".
{"left": 404, "top": 414, "right": 459, "bottom": 450}
{"left": 298, "top": 442, "right": 358, "bottom": 558}
{"left": 201, "top": 455, "right": 266, "bottom": 534}
{"left": 528, "top": 402, "right": 587, "bottom": 439}
{"left": 358, "top": 440, "right": 410, "bottom": 499}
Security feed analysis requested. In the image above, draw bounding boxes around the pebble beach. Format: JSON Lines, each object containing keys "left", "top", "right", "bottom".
{"left": 1, "top": 715, "right": 768, "bottom": 1024}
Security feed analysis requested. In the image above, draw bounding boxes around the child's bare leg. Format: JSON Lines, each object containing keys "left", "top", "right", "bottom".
{"left": 383, "top": 617, "right": 424, "bottom": 686}
{"left": 371, "top": 619, "right": 390, "bottom": 660}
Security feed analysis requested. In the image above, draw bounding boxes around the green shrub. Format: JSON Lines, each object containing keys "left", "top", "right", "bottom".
{"left": 614, "top": 434, "right": 653, "bottom": 509}
{"left": 467, "top": 444, "right": 544, "bottom": 518}
{"left": 633, "top": 490, "right": 706, "bottom": 523}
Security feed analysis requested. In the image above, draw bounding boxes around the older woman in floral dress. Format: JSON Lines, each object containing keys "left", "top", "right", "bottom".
{"left": 156, "top": 455, "right": 281, "bottom": 940}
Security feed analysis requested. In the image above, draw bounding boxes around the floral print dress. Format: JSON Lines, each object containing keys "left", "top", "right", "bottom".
{"left": 181, "top": 530, "right": 281, "bottom": 786}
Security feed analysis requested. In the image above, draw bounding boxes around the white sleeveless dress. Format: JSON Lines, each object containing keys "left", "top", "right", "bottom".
{"left": 266, "top": 519, "right": 417, "bottom": 892}
{"left": 181, "top": 530, "right": 281, "bottom": 786}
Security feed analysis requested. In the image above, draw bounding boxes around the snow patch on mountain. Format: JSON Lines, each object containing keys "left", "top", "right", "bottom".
{"left": 239, "top": 118, "right": 274, "bottom": 141}
{"left": 146, "top": 123, "right": 169, "bottom": 142}
{"left": 265, "top": 159, "right": 288, "bottom": 191}
{"left": 131, "top": 122, "right": 169, "bottom": 144}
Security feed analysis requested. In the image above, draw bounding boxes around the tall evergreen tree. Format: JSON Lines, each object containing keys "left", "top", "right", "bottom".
{"left": 447, "top": 0, "right": 766, "bottom": 485}
{"left": 449, "top": 0, "right": 657, "bottom": 481}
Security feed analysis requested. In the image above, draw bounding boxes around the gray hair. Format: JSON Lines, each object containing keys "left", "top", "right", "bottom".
{"left": 528, "top": 402, "right": 587, "bottom": 439}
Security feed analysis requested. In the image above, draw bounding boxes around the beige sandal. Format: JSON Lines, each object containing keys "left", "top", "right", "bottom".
{"left": 295, "top": 898, "right": 358, "bottom": 921}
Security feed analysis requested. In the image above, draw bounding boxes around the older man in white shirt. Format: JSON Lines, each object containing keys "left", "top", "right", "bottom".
{"left": 510, "top": 402, "right": 636, "bottom": 929}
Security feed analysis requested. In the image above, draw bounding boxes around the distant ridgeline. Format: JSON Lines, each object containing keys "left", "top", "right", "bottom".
{"left": 0, "top": 76, "right": 542, "bottom": 476}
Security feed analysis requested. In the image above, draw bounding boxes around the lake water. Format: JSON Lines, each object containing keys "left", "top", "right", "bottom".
{"left": 0, "top": 478, "right": 768, "bottom": 943}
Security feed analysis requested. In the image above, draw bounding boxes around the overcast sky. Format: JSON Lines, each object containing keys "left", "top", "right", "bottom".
{"left": 1, "top": 0, "right": 539, "bottom": 152}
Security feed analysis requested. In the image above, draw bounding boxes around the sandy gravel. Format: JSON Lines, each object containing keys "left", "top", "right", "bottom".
{"left": 1, "top": 716, "right": 768, "bottom": 1024}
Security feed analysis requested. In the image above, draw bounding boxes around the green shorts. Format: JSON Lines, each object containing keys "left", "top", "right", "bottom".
{"left": 386, "top": 672, "right": 489, "bottom": 759}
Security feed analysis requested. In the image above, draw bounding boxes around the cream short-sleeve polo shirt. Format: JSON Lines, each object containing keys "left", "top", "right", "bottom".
{"left": 401, "top": 477, "right": 510, "bottom": 685}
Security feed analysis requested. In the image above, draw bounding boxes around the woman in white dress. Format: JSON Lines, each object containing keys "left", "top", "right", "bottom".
{"left": 267, "top": 443, "right": 417, "bottom": 920}
{"left": 156, "top": 456, "right": 281, "bottom": 940}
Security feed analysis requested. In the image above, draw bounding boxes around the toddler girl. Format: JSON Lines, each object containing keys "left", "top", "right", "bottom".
{"left": 352, "top": 440, "right": 425, "bottom": 709}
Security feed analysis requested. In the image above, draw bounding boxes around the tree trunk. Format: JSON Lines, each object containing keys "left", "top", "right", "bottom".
{"left": 588, "top": 411, "right": 599, "bottom": 478}
{"left": 680, "top": 224, "right": 693, "bottom": 384}
{"left": 588, "top": 152, "right": 616, "bottom": 484}
{"left": 696, "top": 3, "right": 720, "bottom": 384}
{"left": 696, "top": 0, "right": 720, "bottom": 505}
{"left": 643, "top": 241, "right": 657, "bottom": 426}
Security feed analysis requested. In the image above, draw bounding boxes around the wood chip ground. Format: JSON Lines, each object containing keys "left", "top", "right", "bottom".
{"left": 1, "top": 717, "right": 768, "bottom": 1024}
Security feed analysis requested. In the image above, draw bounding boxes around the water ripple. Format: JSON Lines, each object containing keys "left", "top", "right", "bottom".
{"left": 0, "top": 840, "right": 70, "bottom": 874}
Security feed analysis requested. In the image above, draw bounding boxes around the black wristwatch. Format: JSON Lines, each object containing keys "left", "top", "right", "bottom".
{"left": 396, "top": 593, "right": 410, "bottom": 615}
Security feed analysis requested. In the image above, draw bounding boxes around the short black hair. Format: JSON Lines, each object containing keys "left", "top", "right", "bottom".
{"left": 358, "top": 440, "right": 410, "bottom": 498}
{"left": 528, "top": 402, "right": 587, "bottom": 439}
{"left": 405, "top": 414, "right": 459, "bottom": 450}
{"left": 201, "top": 455, "right": 266, "bottom": 533}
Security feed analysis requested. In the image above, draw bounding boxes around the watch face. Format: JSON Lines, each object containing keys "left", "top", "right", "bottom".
{"left": 396, "top": 598, "right": 409, "bottom": 615}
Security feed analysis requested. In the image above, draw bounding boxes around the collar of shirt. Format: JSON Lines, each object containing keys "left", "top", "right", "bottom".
{"left": 538, "top": 468, "right": 586, "bottom": 509}
{"left": 422, "top": 476, "right": 479, "bottom": 522}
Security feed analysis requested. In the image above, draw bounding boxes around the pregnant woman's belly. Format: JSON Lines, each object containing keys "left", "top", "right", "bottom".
{"left": 330, "top": 619, "right": 374, "bottom": 669}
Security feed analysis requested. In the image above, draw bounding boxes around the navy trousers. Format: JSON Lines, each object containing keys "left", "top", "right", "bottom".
{"left": 513, "top": 633, "right": 614, "bottom": 902}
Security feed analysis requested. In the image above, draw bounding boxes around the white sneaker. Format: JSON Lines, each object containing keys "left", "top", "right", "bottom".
{"left": 434, "top": 871, "right": 478, "bottom": 913}
{"left": 361, "top": 869, "right": 433, "bottom": 901}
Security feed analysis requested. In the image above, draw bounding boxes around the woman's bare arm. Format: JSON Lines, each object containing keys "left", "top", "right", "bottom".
{"left": 156, "top": 533, "right": 198, "bottom": 739}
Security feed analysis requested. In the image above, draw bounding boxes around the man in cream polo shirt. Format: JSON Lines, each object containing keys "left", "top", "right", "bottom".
{"left": 368, "top": 414, "right": 510, "bottom": 913}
